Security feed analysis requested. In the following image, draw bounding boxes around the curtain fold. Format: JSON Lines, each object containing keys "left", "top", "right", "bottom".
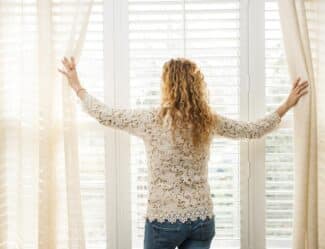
{"left": 277, "top": 0, "right": 324, "bottom": 248}
{"left": 0, "top": 0, "right": 93, "bottom": 248}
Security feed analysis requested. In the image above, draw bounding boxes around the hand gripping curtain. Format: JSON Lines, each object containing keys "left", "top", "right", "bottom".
{"left": 0, "top": 0, "right": 93, "bottom": 248}
{"left": 277, "top": 0, "right": 325, "bottom": 248}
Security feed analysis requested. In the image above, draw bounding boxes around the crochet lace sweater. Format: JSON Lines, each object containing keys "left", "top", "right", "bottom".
{"left": 79, "top": 91, "right": 282, "bottom": 224}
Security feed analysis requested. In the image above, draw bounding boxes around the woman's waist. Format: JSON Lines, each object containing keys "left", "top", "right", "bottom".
{"left": 147, "top": 186, "right": 212, "bottom": 205}
{"left": 145, "top": 200, "right": 214, "bottom": 223}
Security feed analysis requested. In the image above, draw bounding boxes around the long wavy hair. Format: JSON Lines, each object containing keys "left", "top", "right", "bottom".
{"left": 158, "top": 58, "right": 217, "bottom": 148}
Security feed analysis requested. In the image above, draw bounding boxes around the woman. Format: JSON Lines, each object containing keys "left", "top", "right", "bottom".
{"left": 58, "top": 56, "right": 308, "bottom": 249}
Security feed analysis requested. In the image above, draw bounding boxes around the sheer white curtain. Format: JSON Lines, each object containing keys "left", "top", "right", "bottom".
{"left": 277, "top": 0, "right": 325, "bottom": 248}
{"left": 0, "top": 0, "right": 93, "bottom": 248}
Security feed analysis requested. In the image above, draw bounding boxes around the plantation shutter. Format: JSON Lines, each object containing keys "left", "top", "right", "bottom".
{"left": 128, "top": 1, "right": 241, "bottom": 248}
{"left": 265, "top": 1, "right": 294, "bottom": 248}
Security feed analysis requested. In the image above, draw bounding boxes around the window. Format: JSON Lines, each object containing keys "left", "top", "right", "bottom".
{"left": 104, "top": 0, "right": 293, "bottom": 248}
{"left": 128, "top": 1, "right": 241, "bottom": 248}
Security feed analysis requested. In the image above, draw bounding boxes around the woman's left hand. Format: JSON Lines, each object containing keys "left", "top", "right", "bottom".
{"left": 285, "top": 77, "right": 309, "bottom": 109}
{"left": 58, "top": 56, "right": 82, "bottom": 92}
{"left": 276, "top": 77, "right": 309, "bottom": 118}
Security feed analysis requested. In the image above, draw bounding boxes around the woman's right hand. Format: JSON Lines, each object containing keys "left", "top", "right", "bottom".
{"left": 58, "top": 56, "right": 82, "bottom": 92}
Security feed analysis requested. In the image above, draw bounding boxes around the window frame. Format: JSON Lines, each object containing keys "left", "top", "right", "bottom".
{"left": 247, "top": 1, "right": 267, "bottom": 249}
{"left": 103, "top": 0, "right": 132, "bottom": 248}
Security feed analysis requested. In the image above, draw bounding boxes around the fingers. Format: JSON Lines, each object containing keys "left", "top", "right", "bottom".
{"left": 292, "top": 77, "right": 301, "bottom": 89}
{"left": 62, "top": 57, "right": 70, "bottom": 71}
{"left": 71, "top": 56, "right": 76, "bottom": 68}
{"left": 299, "top": 80, "right": 308, "bottom": 85}
{"left": 298, "top": 89, "right": 308, "bottom": 97}
{"left": 296, "top": 80, "right": 309, "bottom": 94}
{"left": 57, "top": 68, "right": 68, "bottom": 77}
{"left": 59, "top": 56, "right": 77, "bottom": 78}
{"left": 61, "top": 56, "right": 76, "bottom": 70}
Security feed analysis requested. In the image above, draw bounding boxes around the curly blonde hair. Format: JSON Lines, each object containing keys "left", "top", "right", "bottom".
{"left": 158, "top": 58, "right": 217, "bottom": 148}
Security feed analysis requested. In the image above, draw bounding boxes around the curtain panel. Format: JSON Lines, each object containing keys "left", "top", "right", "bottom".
{"left": 277, "top": 0, "right": 325, "bottom": 248}
{"left": 0, "top": 0, "right": 93, "bottom": 248}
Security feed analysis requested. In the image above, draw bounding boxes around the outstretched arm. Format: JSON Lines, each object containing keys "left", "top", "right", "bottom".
{"left": 58, "top": 56, "right": 155, "bottom": 137}
{"left": 213, "top": 111, "right": 282, "bottom": 140}
{"left": 77, "top": 90, "right": 154, "bottom": 136}
{"left": 213, "top": 77, "right": 309, "bottom": 140}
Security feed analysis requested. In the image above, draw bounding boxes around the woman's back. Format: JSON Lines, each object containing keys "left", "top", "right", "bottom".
{"left": 142, "top": 109, "right": 214, "bottom": 223}
{"left": 78, "top": 91, "right": 281, "bottom": 223}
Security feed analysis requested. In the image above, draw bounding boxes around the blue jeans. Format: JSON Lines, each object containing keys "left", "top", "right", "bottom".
{"left": 144, "top": 215, "right": 215, "bottom": 249}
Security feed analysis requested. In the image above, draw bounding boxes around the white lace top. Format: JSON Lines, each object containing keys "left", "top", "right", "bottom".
{"left": 79, "top": 91, "right": 282, "bottom": 224}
